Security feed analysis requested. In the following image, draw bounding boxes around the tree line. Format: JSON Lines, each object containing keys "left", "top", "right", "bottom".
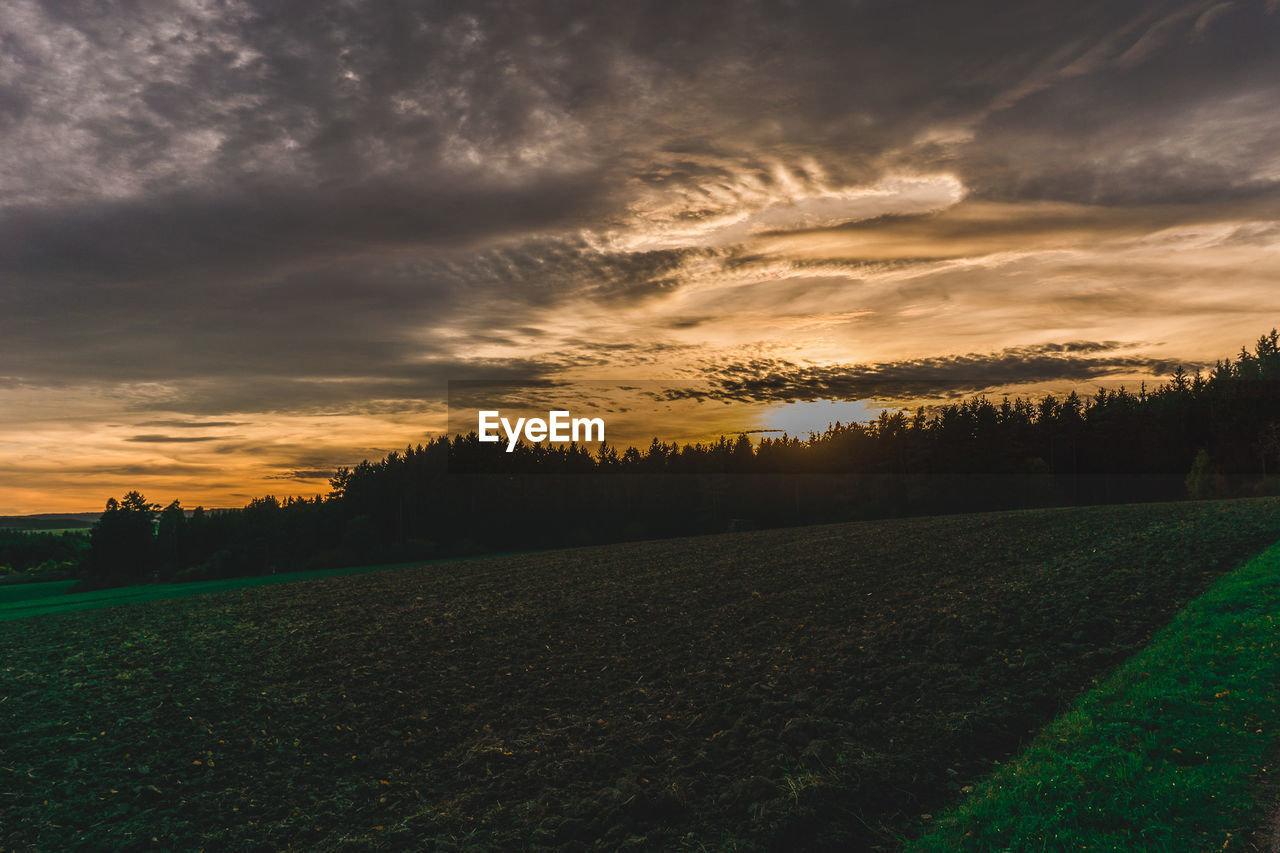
{"left": 80, "top": 331, "right": 1280, "bottom": 588}
{"left": 0, "top": 529, "right": 88, "bottom": 579}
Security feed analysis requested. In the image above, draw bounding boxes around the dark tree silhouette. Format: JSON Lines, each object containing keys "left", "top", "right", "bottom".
{"left": 86, "top": 491, "right": 159, "bottom": 586}
{"left": 0, "top": 530, "right": 87, "bottom": 576}
{"left": 156, "top": 500, "right": 186, "bottom": 579}
{"left": 81, "top": 331, "right": 1280, "bottom": 586}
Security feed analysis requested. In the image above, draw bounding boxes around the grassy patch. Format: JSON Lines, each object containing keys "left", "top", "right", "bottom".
{"left": 0, "top": 561, "right": 430, "bottom": 622}
{"left": 1, "top": 499, "right": 1279, "bottom": 850}
{"left": 0, "top": 579, "right": 78, "bottom": 605}
{"left": 908, "top": 540, "right": 1280, "bottom": 852}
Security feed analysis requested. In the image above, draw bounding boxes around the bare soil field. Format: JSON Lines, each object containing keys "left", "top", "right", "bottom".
{"left": 3, "top": 499, "right": 1278, "bottom": 851}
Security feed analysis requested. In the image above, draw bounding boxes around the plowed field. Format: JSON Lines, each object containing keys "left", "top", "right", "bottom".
{"left": 3, "top": 499, "right": 1278, "bottom": 851}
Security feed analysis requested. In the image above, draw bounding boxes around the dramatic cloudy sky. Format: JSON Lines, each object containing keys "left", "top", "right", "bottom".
{"left": 3, "top": 0, "right": 1279, "bottom": 512}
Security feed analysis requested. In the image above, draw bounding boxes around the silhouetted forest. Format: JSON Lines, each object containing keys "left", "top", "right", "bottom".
{"left": 0, "top": 530, "right": 87, "bottom": 578}
{"left": 81, "top": 332, "right": 1280, "bottom": 587}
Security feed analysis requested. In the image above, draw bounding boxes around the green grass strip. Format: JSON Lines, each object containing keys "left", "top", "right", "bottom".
{"left": 908, "top": 541, "right": 1280, "bottom": 852}
{"left": 0, "top": 545, "right": 548, "bottom": 622}
{"left": 0, "top": 561, "right": 424, "bottom": 622}
{"left": 0, "top": 578, "right": 78, "bottom": 605}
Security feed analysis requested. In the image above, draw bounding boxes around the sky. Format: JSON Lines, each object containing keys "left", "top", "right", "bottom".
{"left": 2, "top": 0, "right": 1279, "bottom": 513}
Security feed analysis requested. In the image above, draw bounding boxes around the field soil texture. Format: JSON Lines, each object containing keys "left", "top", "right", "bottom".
{"left": 3, "top": 499, "right": 1279, "bottom": 851}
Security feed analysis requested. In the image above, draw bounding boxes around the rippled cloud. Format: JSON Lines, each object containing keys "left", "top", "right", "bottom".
{"left": 3, "top": 0, "right": 1279, "bottom": 510}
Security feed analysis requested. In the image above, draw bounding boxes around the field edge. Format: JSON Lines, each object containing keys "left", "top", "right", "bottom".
{"left": 906, "top": 538, "right": 1280, "bottom": 852}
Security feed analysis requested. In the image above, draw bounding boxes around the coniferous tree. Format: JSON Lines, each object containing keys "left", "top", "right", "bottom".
{"left": 86, "top": 491, "right": 159, "bottom": 586}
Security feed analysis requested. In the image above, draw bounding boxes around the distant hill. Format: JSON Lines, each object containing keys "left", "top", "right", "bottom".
{"left": 0, "top": 513, "right": 100, "bottom": 531}
{"left": 0, "top": 508, "right": 237, "bottom": 532}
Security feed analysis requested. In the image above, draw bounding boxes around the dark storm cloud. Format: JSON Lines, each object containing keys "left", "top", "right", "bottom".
{"left": 670, "top": 343, "right": 1192, "bottom": 404}
{"left": 2, "top": 222, "right": 708, "bottom": 414}
{"left": 13, "top": 0, "right": 1273, "bottom": 220}
{"left": 137, "top": 420, "right": 246, "bottom": 428}
{"left": 0, "top": 177, "right": 610, "bottom": 285}
{"left": 74, "top": 462, "right": 221, "bottom": 479}
{"left": 120, "top": 354, "right": 575, "bottom": 417}
{"left": 410, "top": 238, "right": 706, "bottom": 310}
{"left": 266, "top": 469, "right": 341, "bottom": 482}
{"left": 2, "top": 0, "right": 1276, "bottom": 412}
{"left": 953, "top": 3, "right": 1280, "bottom": 204}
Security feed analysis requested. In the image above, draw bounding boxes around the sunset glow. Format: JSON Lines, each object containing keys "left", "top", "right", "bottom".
{"left": 3, "top": 1, "right": 1279, "bottom": 513}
